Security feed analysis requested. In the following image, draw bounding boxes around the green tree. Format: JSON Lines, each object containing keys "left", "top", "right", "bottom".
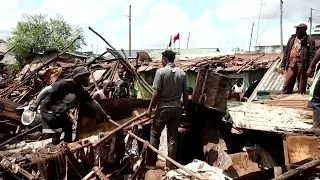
{"left": 8, "top": 14, "right": 85, "bottom": 66}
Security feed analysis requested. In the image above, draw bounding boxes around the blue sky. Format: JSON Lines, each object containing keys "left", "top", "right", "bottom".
{"left": 1, "top": 0, "right": 319, "bottom": 53}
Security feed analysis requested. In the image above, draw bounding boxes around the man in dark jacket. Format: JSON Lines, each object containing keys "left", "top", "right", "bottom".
{"left": 281, "top": 23, "right": 316, "bottom": 94}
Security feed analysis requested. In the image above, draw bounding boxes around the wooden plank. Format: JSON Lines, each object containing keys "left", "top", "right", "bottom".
{"left": 282, "top": 137, "right": 290, "bottom": 168}
{"left": 0, "top": 97, "right": 21, "bottom": 122}
{"left": 286, "top": 134, "right": 320, "bottom": 164}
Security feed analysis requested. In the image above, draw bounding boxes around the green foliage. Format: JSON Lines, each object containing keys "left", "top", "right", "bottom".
{"left": 7, "top": 14, "right": 85, "bottom": 66}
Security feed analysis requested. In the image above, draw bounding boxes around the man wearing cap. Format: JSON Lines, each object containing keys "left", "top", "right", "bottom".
{"left": 281, "top": 23, "right": 316, "bottom": 94}
{"left": 29, "top": 66, "right": 110, "bottom": 145}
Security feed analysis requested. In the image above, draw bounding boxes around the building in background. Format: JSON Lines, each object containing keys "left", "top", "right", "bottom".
{"left": 0, "top": 40, "right": 18, "bottom": 65}
{"left": 254, "top": 45, "right": 286, "bottom": 54}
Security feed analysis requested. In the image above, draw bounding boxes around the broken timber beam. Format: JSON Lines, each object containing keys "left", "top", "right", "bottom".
{"left": 92, "top": 111, "right": 148, "bottom": 147}
{"left": 108, "top": 119, "right": 205, "bottom": 180}
{"left": 272, "top": 158, "right": 320, "bottom": 180}
{"left": 0, "top": 124, "right": 41, "bottom": 149}
{"left": 0, "top": 159, "right": 37, "bottom": 180}
{"left": 93, "top": 166, "right": 108, "bottom": 180}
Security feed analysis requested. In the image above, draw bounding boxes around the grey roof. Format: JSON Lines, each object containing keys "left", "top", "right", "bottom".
{"left": 105, "top": 49, "right": 154, "bottom": 59}
{"left": 147, "top": 48, "right": 220, "bottom": 58}
{"left": 248, "top": 59, "right": 297, "bottom": 101}
{"left": 0, "top": 41, "right": 18, "bottom": 65}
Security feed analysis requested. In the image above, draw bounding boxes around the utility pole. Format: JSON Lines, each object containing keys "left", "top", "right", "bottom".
{"left": 186, "top": 32, "right": 190, "bottom": 49}
{"left": 280, "top": 0, "right": 283, "bottom": 52}
{"left": 129, "top": 5, "right": 132, "bottom": 57}
{"left": 249, "top": 22, "right": 254, "bottom": 52}
{"left": 256, "top": 0, "right": 264, "bottom": 46}
{"left": 309, "top": 8, "right": 313, "bottom": 35}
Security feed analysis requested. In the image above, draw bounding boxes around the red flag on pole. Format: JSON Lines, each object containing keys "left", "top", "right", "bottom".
{"left": 173, "top": 33, "right": 180, "bottom": 42}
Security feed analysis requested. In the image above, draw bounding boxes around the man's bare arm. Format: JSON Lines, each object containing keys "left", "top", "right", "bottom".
{"left": 86, "top": 100, "right": 110, "bottom": 121}
{"left": 92, "top": 92, "right": 101, "bottom": 101}
{"left": 309, "top": 48, "right": 320, "bottom": 70}
{"left": 148, "top": 91, "right": 160, "bottom": 110}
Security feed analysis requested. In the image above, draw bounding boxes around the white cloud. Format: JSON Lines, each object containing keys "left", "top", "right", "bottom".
{"left": 0, "top": 0, "right": 24, "bottom": 37}
{"left": 1, "top": 0, "right": 320, "bottom": 53}
{"left": 35, "top": 0, "right": 125, "bottom": 26}
{"left": 113, "top": 1, "right": 225, "bottom": 50}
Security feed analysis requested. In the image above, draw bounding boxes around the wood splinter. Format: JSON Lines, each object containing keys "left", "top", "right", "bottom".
{"left": 108, "top": 119, "right": 205, "bottom": 180}
{"left": 1, "top": 159, "right": 37, "bottom": 180}
{"left": 93, "top": 166, "right": 108, "bottom": 180}
{"left": 92, "top": 111, "right": 148, "bottom": 147}
{"left": 272, "top": 158, "right": 320, "bottom": 180}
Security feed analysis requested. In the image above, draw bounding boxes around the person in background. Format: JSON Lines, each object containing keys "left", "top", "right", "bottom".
{"left": 146, "top": 50, "right": 188, "bottom": 170}
{"left": 113, "top": 67, "right": 129, "bottom": 98}
{"left": 92, "top": 80, "right": 113, "bottom": 101}
{"left": 232, "top": 79, "right": 243, "bottom": 93}
{"left": 29, "top": 66, "right": 110, "bottom": 145}
{"left": 281, "top": 23, "right": 316, "bottom": 94}
{"left": 129, "top": 82, "right": 136, "bottom": 98}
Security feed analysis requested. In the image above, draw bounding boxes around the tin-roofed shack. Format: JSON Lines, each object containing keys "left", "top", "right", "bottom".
{"left": 133, "top": 53, "right": 282, "bottom": 94}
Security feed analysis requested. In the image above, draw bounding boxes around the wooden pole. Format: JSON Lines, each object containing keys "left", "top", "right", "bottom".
{"left": 1, "top": 159, "right": 37, "bottom": 180}
{"left": 0, "top": 124, "right": 41, "bottom": 149}
{"left": 280, "top": 0, "right": 283, "bottom": 52}
{"left": 93, "top": 166, "right": 108, "bottom": 180}
{"left": 129, "top": 5, "right": 132, "bottom": 57}
{"left": 272, "top": 159, "right": 320, "bottom": 180}
{"left": 92, "top": 111, "right": 148, "bottom": 147}
{"left": 249, "top": 22, "right": 254, "bottom": 52}
{"left": 108, "top": 119, "right": 205, "bottom": 180}
{"left": 186, "top": 32, "right": 190, "bottom": 49}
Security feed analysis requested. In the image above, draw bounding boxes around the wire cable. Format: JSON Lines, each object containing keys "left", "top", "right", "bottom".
{"left": 257, "top": 8, "right": 280, "bottom": 40}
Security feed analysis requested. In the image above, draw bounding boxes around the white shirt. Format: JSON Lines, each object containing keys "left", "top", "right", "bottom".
{"left": 233, "top": 84, "right": 243, "bottom": 93}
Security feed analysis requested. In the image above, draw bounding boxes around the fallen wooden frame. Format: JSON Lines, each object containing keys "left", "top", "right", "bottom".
{"left": 0, "top": 159, "right": 38, "bottom": 180}
{"left": 272, "top": 158, "right": 320, "bottom": 180}
{"left": 92, "top": 111, "right": 148, "bottom": 147}
{"left": 107, "top": 119, "right": 205, "bottom": 180}
{"left": 2, "top": 35, "right": 82, "bottom": 98}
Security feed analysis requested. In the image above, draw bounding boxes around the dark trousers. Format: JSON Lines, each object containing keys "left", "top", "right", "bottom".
{"left": 40, "top": 110, "right": 73, "bottom": 145}
{"left": 282, "top": 66, "right": 307, "bottom": 94}
{"left": 148, "top": 107, "right": 181, "bottom": 169}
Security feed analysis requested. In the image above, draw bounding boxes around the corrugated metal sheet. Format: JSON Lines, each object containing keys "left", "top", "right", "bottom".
{"left": 248, "top": 59, "right": 297, "bottom": 101}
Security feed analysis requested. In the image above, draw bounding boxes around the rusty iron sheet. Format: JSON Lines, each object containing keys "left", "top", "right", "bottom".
{"left": 0, "top": 97, "right": 21, "bottom": 122}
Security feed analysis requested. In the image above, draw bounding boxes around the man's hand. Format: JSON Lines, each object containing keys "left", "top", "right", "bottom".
{"left": 307, "top": 67, "right": 315, "bottom": 78}
{"left": 279, "top": 67, "right": 286, "bottom": 74}
{"left": 103, "top": 115, "right": 111, "bottom": 122}
{"left": 147, "top": 108, "right": 152, "bottom": 119}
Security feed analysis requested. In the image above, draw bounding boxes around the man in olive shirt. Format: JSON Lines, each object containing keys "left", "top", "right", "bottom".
{"left": 146, "top": 50, "right": 188, "bottom": 170}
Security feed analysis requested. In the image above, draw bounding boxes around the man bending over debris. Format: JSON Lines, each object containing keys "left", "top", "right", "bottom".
{"left": 92, "top": 79, "right": 113, "bottom": 100}
{"left": 29, "top": 66, "right": 110, "bottom": 145}
{"left": 146, "top": 50, "right": 188, "bottom": 170}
